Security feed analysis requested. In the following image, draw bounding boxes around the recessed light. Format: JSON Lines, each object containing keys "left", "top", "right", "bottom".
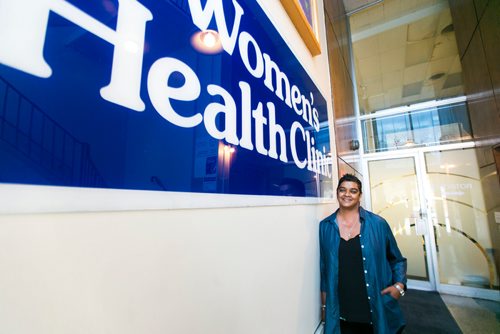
{"left": 441, "top": 24, "right": 454, "bottom": 34}
{"left": 429, "top": 72, "right": 445, "bottom": 81}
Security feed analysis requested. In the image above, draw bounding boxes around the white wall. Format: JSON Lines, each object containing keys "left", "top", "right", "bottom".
{"left": 0, "top": 0, "right": 337, "bottom": 333}
{"left": 0, "top": 204, "right": 333, "bottom": 334}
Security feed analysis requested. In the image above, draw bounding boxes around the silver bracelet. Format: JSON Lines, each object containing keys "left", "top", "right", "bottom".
{"left": 393, "top": 284, "right": 405, "bottom": 296}
{"left": 321, "top": 304, "right": 326, "bottom": 309}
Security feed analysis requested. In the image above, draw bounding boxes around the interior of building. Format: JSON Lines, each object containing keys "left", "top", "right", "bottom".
{"left": 325, "top": 0, "right": 499, "bottom": 332}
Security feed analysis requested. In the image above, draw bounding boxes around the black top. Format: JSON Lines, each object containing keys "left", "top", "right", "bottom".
{"left": 338, "top": 235, "right": 372, "bottom": 323}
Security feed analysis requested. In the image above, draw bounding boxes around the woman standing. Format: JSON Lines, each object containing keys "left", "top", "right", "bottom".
{"left": 320, "top": 174, "right": 407, "bottom": 333}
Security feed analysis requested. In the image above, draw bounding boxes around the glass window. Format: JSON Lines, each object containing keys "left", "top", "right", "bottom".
{"left": 425, "top": 148, "right": 499, "bottom": 289}
{"left": 362, "top": 101, "right": 472, "bottom": 153}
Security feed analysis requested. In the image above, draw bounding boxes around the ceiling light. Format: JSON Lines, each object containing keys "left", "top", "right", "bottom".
{"left": 403, "top": 139, "right": 415, "bottom": 147}
{"left": 429, "top": 72, "right": 445, "bottom": 81}
{"left": 441, "top": 24, "right": 454, "bottom": 34}
{"left": 439, "top": 164, "right": 456, "bottom": 169}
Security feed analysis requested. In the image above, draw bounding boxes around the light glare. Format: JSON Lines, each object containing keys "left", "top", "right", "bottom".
{"left": 191, "top": 29, "right": 223, "bottom": 54}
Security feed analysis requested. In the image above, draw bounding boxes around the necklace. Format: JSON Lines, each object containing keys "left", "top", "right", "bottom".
{"left": 338, "top": 217, "right": 359, "bottom": 240}
{"left": 344, "top": 223, "right": 358, "bottom": 239}
{"left": 345, "top": 223, "right": 357, "bottom": 239}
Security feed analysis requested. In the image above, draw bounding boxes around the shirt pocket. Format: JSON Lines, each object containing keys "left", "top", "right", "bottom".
{"left": 381, "top": 292, "right": 403, "bottom": 330}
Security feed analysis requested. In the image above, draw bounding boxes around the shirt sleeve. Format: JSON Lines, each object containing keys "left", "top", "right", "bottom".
{"left": 319, "top": 221, "right": 327, "bottom": 292}
{"left": 384, "top": 220, "right": 408, "bottom": 287}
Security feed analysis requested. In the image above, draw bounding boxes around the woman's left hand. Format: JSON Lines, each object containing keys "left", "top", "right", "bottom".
{"left": 381, "top": 285, "right": 401, "bottom": 300}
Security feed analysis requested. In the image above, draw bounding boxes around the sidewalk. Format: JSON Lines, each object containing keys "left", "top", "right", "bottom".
{"left": 441, "top": 293, "right": 500, "bottom": 334}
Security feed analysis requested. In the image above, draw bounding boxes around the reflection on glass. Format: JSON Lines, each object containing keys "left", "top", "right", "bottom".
{"left": 368, "top": 157, "right": 429, "bottom": 281}
{"left": 362, "top": 101, "right": 472, "bottom": 153}
{"left": 0, "top": 0, "right": 332, "bottom": 198}
{"left": 338, "top": 156, "right": 361, "bottom": 177}
{"left": 191, "top": 30, "right": 223, "bottom": 54}
{"left": 298, "top": 0, "right": 315, "bottom": 29}
{"left": 425, "top": 148, "right": 499, "bottom": 289}
{"left": 317, "top": 123, "right": 334, "bottom": 198}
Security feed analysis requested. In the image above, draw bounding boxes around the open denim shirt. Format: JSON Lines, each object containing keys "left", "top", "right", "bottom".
{"left": 320, "top": 207, "right": 407, "bottom": 334}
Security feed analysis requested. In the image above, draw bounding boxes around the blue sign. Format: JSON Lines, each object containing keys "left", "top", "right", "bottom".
{"left": 0, "top": 0, "right": 331, "bottom": 197}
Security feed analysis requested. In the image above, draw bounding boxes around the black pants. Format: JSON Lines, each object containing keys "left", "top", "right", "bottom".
{"left": 340, "top": 320, "right": 373, "bottom": 334}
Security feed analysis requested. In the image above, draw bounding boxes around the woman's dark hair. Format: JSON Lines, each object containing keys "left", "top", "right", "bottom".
{"left": 337, "top": 173, "right": 362, "bottom": 193}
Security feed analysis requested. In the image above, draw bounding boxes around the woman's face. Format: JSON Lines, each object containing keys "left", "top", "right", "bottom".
{"left": 337, "top": 181, "right": 361, "bottom": 209}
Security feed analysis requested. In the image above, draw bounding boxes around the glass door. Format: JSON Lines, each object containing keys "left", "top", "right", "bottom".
{"left": 424, "top": 148, "right": 499, "bottom": 294}
{"left": 365, "top": 147, "right": 500, "bottom": 297}
{"left": 366, "top": 153, "right": 437, "bottom": 289}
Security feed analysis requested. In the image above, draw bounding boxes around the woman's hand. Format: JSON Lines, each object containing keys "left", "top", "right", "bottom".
{"left": 381, "top": 283, "right": 404, "bottom": 300}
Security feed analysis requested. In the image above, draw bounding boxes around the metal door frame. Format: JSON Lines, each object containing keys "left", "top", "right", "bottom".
{"left": 362, "top": 150, "right": 439, "bottom": 291}
{"left": 361, "top": 141, "right": 499, "bottom": 300}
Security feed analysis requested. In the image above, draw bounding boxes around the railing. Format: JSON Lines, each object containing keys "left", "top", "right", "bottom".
{"left": 0, "top": 77, "right": 105, "bottom": 187}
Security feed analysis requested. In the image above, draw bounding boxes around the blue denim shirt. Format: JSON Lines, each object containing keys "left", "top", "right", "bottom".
{"left": 320, "top": 207, "right": 407, "bottom": 334}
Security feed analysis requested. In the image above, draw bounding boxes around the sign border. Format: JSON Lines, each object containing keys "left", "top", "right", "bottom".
{"left": 0, "top": 184, "right": 335, "bottom": 214}
{"left": 280, "top": 0, "right": 321, "bottom": 56}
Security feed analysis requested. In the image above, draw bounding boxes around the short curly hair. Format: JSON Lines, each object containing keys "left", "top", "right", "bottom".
{"left": 337, "top": 173, "right": 362, "bottom": 194}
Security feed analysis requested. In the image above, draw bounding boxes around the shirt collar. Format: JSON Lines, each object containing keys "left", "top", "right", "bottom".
{"left": 328, "top": 206, "right": 367, "bottom": 224}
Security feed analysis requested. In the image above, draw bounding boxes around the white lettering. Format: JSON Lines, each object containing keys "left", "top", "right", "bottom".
{"left": 239, "top": 81, "right": 254, "bottom": 150}
{"left": 238, "top": 31, "right": 264, "bottom": 78}
{"left": 147, "top": 57, "right": 202, "bottom": 127}
{"left": 291, "top": 85, "right": 302, "bottom": 116}
{"left": 188, "top": 0, "right": 244, "bottom": 55}
{"left": 313, "top": 107, "right": 320, "bottom": 132}
{"left": 306, "top": 130, "right": 313, "bottom": 171}
{"left": 267, "top": 102, "right": 288, "bottom": 162}
{"left": 101, "top": 0, "right": 152, "bottom": 111}
{"left": 263, "top": 53, "right": 292, "bottom": 108}
{"left": 302, "top": 94, "right": 312, "bottom": 124}
{"left": 0, "top": 0, "right": 152, "bottom": 111}
{"left": 204, "top": 84, "right": 239, "bottom": 145}
{"left": 252, "top": 102, "right": 268, "bottom": 156}
{"left": 291, "top": 122, "right": 307, "bottom": 169}
{"left": 0, "top": 0, "right": 331, "bottom": 182}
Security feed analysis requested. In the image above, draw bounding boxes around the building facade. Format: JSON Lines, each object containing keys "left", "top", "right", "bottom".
{"left": 0, "top": 1, "right": 498, "bottom": 333}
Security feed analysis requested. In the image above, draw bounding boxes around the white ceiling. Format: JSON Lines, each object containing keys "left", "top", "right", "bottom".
{"left": 348, "top": 0, "right": 464, "bottom": 114}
